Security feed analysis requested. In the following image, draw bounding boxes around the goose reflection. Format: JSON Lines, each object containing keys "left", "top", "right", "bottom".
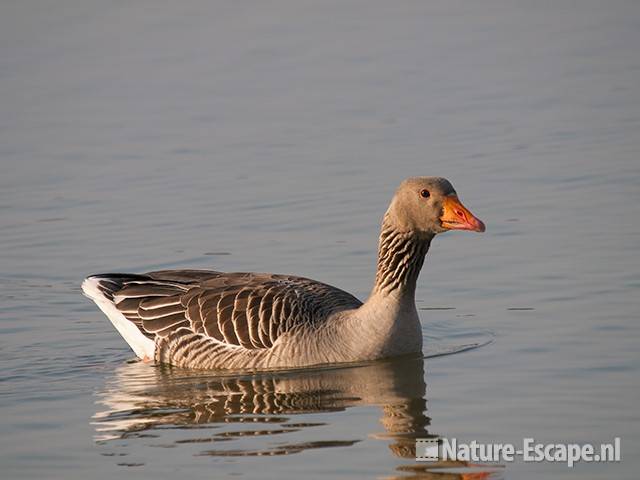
{"left": 93, "top": 356, "right": 497, "bottom": 478}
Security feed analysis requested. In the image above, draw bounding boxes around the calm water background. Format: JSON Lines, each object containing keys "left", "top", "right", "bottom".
{"left": 1, "top": 1, "right": 639, "bottom": 478}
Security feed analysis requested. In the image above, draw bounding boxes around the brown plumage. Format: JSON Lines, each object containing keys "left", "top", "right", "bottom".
{"left": 83, "top": 177, "right": 485, "bottom": 370}
{"left": 88, "top": 270, "right": 362, "bottom": 368}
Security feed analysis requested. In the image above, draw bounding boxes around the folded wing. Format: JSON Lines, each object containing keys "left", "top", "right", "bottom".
{"left": 106, "top": 270, "right": 362, "bottom": 351}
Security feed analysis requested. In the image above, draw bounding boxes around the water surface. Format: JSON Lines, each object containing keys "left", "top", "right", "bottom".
{"left": 1, "top": 1, "right": 639, "bottom": 479}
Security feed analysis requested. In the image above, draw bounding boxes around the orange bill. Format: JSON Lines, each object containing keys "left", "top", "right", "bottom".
{"left": 440, "top": 196, "right": 485, "bottom": 232}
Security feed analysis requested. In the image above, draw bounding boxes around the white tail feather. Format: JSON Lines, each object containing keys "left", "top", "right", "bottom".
{"left": 82, "top": 277, "right": 155, "bottom": 360}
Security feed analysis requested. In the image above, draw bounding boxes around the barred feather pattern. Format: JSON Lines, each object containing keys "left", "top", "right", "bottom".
{"left": 83, "top": 177, "right": 479, "bottom": 369}
{"left": 86, "top": 221, "right": 433, "bottom": 369}
{"left": 372, "top": 216, "right": 432, "bottom": 296}
{"left": 90, "top": 270, "right": 362, "bottom": 369}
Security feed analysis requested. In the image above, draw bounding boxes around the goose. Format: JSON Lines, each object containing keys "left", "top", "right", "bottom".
{"left": 82, "top": 177, "right": 485, "bottom": 370}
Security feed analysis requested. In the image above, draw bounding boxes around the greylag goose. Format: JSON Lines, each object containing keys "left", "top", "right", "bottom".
{"left": 82, "top": 177, "right": 484, "bottom": 370}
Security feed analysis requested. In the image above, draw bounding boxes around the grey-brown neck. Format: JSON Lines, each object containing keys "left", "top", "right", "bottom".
{"left": 371, "top": 214, "right": 433, "bottom": 300}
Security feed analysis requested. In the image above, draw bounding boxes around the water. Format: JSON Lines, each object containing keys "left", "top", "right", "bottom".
{"left": 1, "top": 1, "right": 639, "bottom": 478}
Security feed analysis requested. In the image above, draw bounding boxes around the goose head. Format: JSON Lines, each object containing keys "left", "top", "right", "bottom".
{"left": 385, "top": 177, "right": 485, "bottom": 236}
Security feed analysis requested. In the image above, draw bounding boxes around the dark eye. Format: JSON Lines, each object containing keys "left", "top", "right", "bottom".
{"left": 420, "top": 189, "right": 430, "bottom": 199}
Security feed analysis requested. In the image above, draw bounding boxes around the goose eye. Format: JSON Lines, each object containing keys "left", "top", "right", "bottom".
{"left": 420, "top": 189, "right": 430, "bottom": 199}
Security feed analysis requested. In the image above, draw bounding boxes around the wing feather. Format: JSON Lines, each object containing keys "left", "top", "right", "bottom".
{"left": 110, "top": 270, "right": 362, "bottom": 354}
{"left": 141, "top": 312, "right": 188, "bottom": 332}
{"left": 217, "top": 304, "right": 238, "bottom": 344}
{"left": 187, "top": 295, "right": 205, "bottom": 333}
{"left": 140, "top": 295, "right": 183, "bottom": 309}
{"left": 138, "top": 303, "right": 184, "bottom": 320}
